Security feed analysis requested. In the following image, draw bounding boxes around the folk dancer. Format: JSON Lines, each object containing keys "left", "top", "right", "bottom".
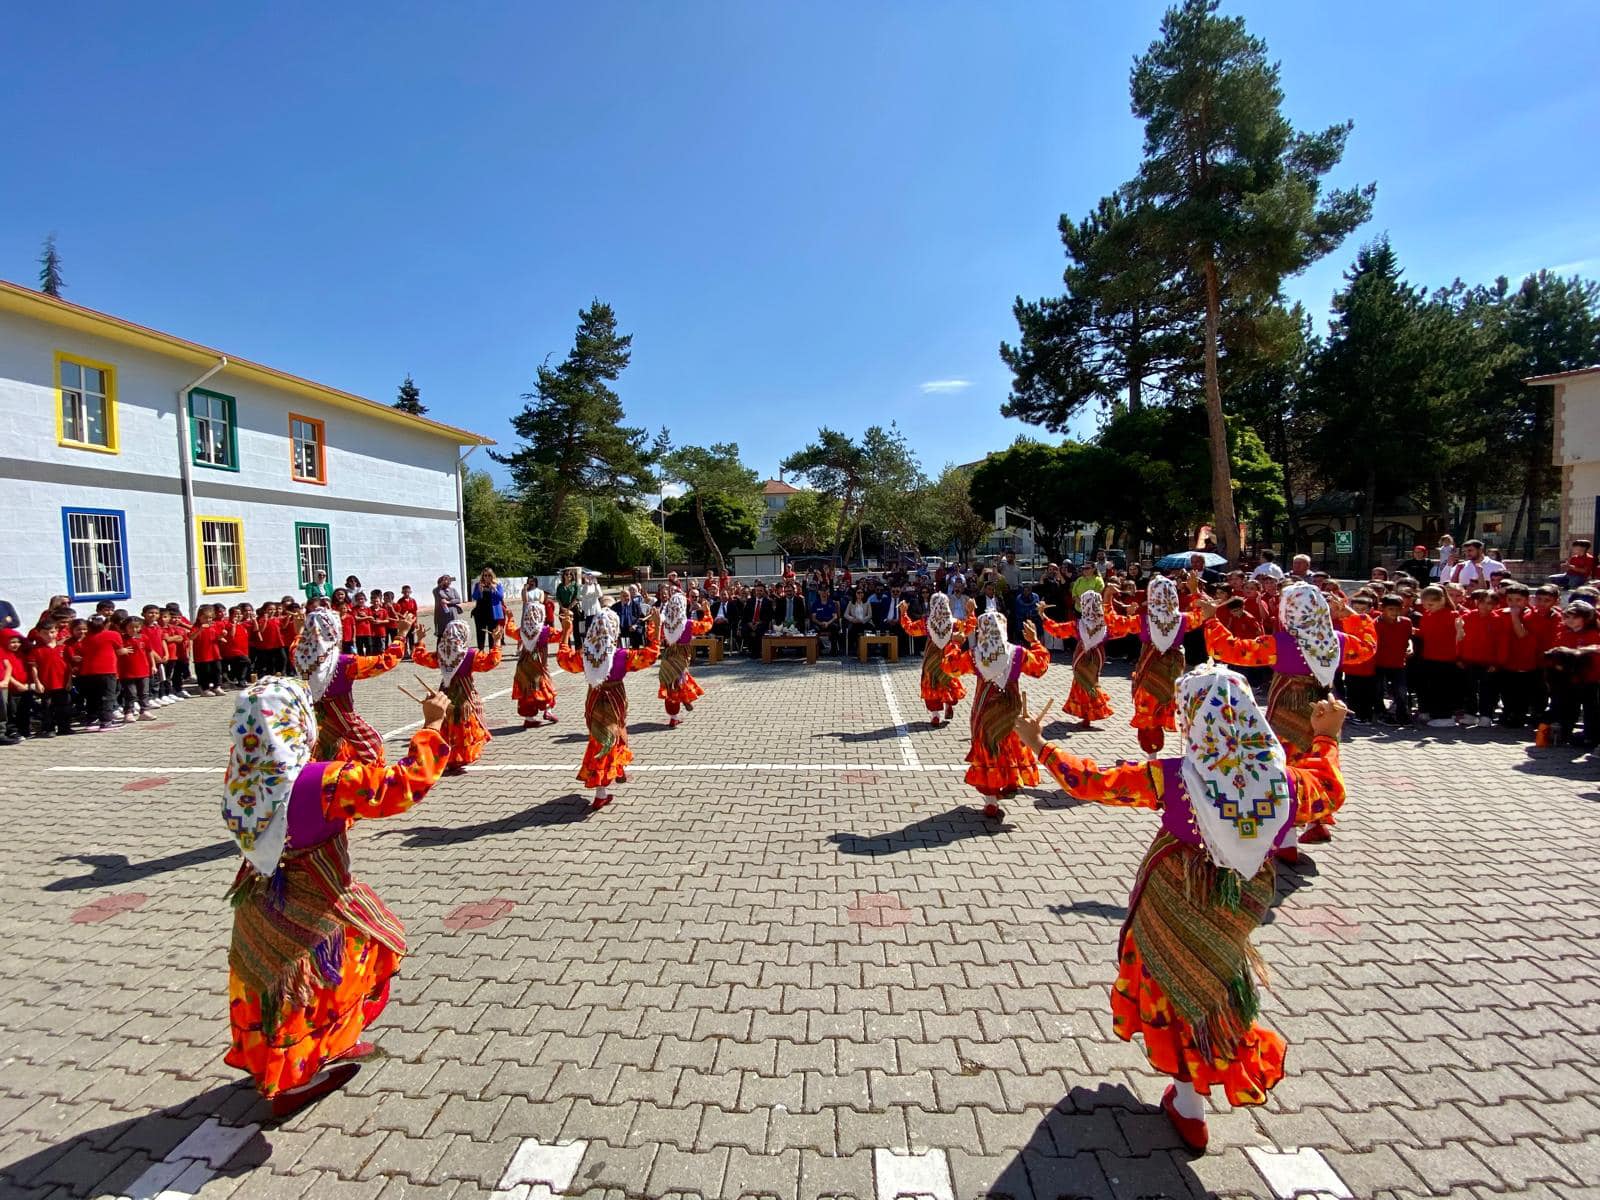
{"left": 952, "top": 610, "right": 1049, "bottom": 819}
{"left": 1015, "top": 668, "right": 1348, "bottom": 1151}
{"left": 1041, "top": 589, "right": 1139, "bottom": 727}
{"left": 506, "top": 587, "right": 558, "bottom": 727}
{"left": 223, "top": 678, "right": 450, "bottom": 1117}
{"left": 292, "top": 607, "right": 411, "bottom": 763}
{"left": 898, "top": 592, "right": 971, "bottom": 727}
{"left": 657, "top": 592, "right": 712, "bottom": 728}
{"left": 1130, "top": 576, "right": 1197, "bottom": 756}
{"left": 410, "top": 617, "right": 501, "bottom": 773}
{"left": 557, "top": 606, "right": 660, "bottom": 809}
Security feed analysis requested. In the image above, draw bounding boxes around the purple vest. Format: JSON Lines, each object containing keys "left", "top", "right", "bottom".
{"left": 322, "top": 655, "right": 355, "bottom": 701}
{"left": 285, "top": 762, "right": 344, "bottom": 852}
{"left": 1271, "top": 630, "right": 1344, "bottom": 677}
{"left": 1140, "top": 614, "right": 1184, "bottom": 648}
{"left": 1157, "top": 758, "right": 1293, "bottom": 850}
{"left": 607, "top": 646, "right": 630, "bottom": 682}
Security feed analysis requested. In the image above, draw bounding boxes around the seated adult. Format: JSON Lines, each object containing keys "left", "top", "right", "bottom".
{"left": 811, "top": 592, "right": 843, "bottom": 655}
{"left": 773, "top": 583, "right": 810, "bottom": 633}
{"left": 872, "top": 583, "right": 903, "bottom": 653}
{"left": 844, "top": 587, "right": 873, "bottom": 656}
{"left": 742, "top": 584, "right": 773, "bottom": 654}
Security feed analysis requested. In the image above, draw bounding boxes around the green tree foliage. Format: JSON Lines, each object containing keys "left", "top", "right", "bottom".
{"left": 1002, "top": 187, "right": 1194, "bottom": 429}
{"left": 664, "top": 492, "right": 760, "bottom": 564}
{"left": 912, "top": 464, "right": 993, "bottom": 561}
{"left": 781, "top": 425, "right": 921, "bottom": 559}
{"left": 493, "top": 301, "right": 658, "bottom": 570}
{"left": 461, "top": 469, "right": 528, "bottom": 576}
{"left": 1129, "top": 0, "right": 1374, "bottom": 558}
{"left": 660, "top": 443, "right": 762, "bottom": 573}
{"left": 771, "top": 490, "right": 843, "bottom": 554}
{"left": 579, "top": 500, "right": 679, "bottom": 573}
{"left": 38, "top": 234, "right": 64, "bottom": 297}
{"left": 394, "top": 373, "right": 427, "bottom": 415}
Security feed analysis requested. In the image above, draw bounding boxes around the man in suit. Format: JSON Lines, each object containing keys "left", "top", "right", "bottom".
{"left": 773, "top": 582, "right": 810, "bottom": 634}
{"left": 742, "top": 583, "right": 772, "bottom": 655}
{"left": 708, "top": 584, "right": 742, "bottom": 651}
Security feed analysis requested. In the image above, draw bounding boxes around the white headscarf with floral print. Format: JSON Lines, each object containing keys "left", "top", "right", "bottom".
{"left": 520, "top": 587, "right": 547, "bottom": 642}
{"left": 1278, "top": 582, "right": 1340, "bottom": 688}
{"left": 1178, "top": 664, "right": 1292, "bottom": 878}
{"left": 925, "top": 591, "right": 956, "bottom": 649}
{"left": 973, "top": 610, "right": 1015, "bottom": 687}
{"left": 661, "top": 592, "right": 689, "bottom": 646}
{"left": 436, "top": 617, "right": 472, "bottom": 688}
{"left": 581, "top": 607, "right": 621, "bottom": 687}
{"left": 1075, "top": 589, "right": 1108, "bottom": 652}
{"left": 223, "top": 677, "right": 317, "bottom": 877}
{"left": 293, "top": 608, "right": 342, "bottom": 700}
{"left": 1146, "top": 576, "right": 1183, "bottom": 653}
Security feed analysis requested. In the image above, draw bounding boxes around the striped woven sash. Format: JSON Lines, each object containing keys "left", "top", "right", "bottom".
{"left": 587, "top": 679, "right": 627, "bottom": 752}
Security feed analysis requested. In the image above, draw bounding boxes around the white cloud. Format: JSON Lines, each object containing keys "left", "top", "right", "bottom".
{"left": 660, "top": 481, "right": 688, "bottom": 499}
{"left": 919, "top": 379, "right": 972, "bottom": 395}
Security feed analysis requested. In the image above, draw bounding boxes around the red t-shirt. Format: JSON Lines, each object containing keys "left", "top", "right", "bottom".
{"left": 165, "top": 624, "right": 191, "bottom": 661}
{"left": 1557, "top": 626, "right": 1600, "bottom": 683}
{"left": 0, "top": 645, "right": 25, "bottom": 690}
{"left": 1528, "top": 606, "right": 1563, "bottom": 653}
{"left": 78, "top": 629, "right": 123, "bottom": 676}
{"left": 1373, "top": 616, "right": 1413, "bottom": 670}
{"left": 255, "top": 618, "right": 284, "bottom": 651}
{"left": 278, "top": 615, "right": 298, "bottom": 645}
{"left": 396, "top": 597, "right": 418, "bottom": 617}
{"left": 192, "top": 624, "right": 224, "bottom": 663}
{"left": 1495, "top": 609, "right": 1543, "bottom": 672}
{"left": 1416, "top": 608, "right": 1461, "bottom": 663}
{"left": 29, "top": 641, "right": 70, "bottom": 690}
{"left": 1458, "top": 609, "right": 1503, "bottom": 667}
{"left": 1566, "top": 552, "right": 1596, "bottom": 578}
{"left": 142, "top": 625, "right": 168, "bottom": 663}
{"left": 116, "top": 632, "right": 152, "bottom": 679}
{"left": 225, "top": 621, "right": 250, "bottom": 658}
{"left": 340, "top": 608, "right": 355, "bottom": 644}
{"left": 353, "top": 606, "right": 373, "bottom": 638}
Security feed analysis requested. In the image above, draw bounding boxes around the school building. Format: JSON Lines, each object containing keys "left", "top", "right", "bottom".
{"left": 0, "top": 280, "right": 493, "bottom": 623}
{"left": 1542, "top": 364, "right": 1600, "bottom": 548}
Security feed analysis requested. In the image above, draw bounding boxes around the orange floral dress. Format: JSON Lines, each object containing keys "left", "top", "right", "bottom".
{"left": 1043, "top": 613, "right": 1140, "bottom": 721}
{"left": 225, "top": 730, "right": 448, "bottom": 1097}
{"left": 950, "top": 640, "right": 1051, "bottom": 797}
{"left": 409, "top": 644, "right": 502, "bottom": 767}
{"left": 1039, "top": 736, "right": 1343, "bottom": 1105}
{"left": 311, "top": 644, "right": 407, "bottom": 764}
{"left": 1131, "top": 613, "right": 1197, "bottom": 734}
{"left": 659, "top": 615, "right": 713, "bottom": 714}
{"left": 506, "top": 624, "right": 557, "bottom": 719}
{"left": 900, "top": 614, "right": 971, "bottom": 712}
{"left": 557, "top": 639, "right": 660, "bottom": 787}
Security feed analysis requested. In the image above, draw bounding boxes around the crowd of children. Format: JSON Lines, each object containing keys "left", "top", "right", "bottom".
{"left": 0, "top": 585, "right": 423, "bottom": 743}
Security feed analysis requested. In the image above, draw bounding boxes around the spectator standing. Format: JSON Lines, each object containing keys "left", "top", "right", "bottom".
{"left": 303, "top": 570, "right": 333, "bottom": 603}
{"left": 431, "top": 575, "right": 462, "bottom": 638}
{"left": 1399, "top": 545, "right": 1433, "bottom": 582}
{"left": 469, "top": 569, "right": 506, "bottom": 651}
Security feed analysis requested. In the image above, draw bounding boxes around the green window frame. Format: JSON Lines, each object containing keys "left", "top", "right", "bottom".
{"left": 295, "top": 521, "right": 332, "bottom": 587}
{"left": 189, "top": 388, "right": 238, "bottom": 471}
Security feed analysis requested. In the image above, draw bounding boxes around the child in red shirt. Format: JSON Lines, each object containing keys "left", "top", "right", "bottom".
{"left": 1458, "top": 590, "right": 1504, "bottom": 728}
{"left": 27, "top": 622, "right": 73, "bottom": 737}
{"left": 1495, "top": 583, "right": 1543, "bottom": 728}
{"left": 1545, "top": 601, "right": 1600, "bottom": 746}
{"left": 1555, "top": 539, "right": 1596, "bottom": 591}
{"left": 1413, "top": 586, "right": 1464, "bottom": 728}
{"left": 191, "top": 605, "right": 226, "bottom": 695}
{"left": 117, "top": 615, "right": 158, "bottom": 721}
{"left": 396, "top": 586, "right": 420, "bottom": 657}
{"left": 0, "top": 630, "right": 28, "bottom": 744}
{"left": 1372, "top": 595, "right": 1413, "bottom": 724}
{"left": 78, "top": 615, "right": 124, "bottom": 730}
{"left": 254, "top": 602, "right": 287, "bottom": 675}
{"left": 1338, "top": 594, "right": 1380, "bottom": 720}
{"left": 337, "top": 599, "right": 356, "bottom": 653}
{"left": 352, "top": 592, "right": 376, "bottom": 656}
{"left": 162, "top": 609, "right": 192, "bottom": 700}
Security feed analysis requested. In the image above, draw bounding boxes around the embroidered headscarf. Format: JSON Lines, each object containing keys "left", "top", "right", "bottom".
{"left": 435, "top": 617, "right": 472, "bottom": 688}
{"left": 925, "top": 591, "right": 956, "bottom": 649}
{"left": 661, "top": 592, "right": 689, "bottom": 645}
{"left": 223, "top": 677, "right": 317, "bottom": 877}
{"left": 973, "top": 610, "right": 1015, "bottom": 687}
{"left": 1278, "top": 582, "right": 1340, "bottom": 688}
{"left": 581, "top": 607, "right": 621, "bottom": 687}
{"left": 1076, "top": 589, "right": 1107, "bottom": 652}
{"left": 1177, "top": 664, "right": 1292, "bottom": 879}
{"left": 1146, "top": 576, "right": 1183, "bottom": 653}
{"left": 520, "top": 588, "right": 547, "bottom": 641}
{"left": 293, "top": 608, "right": 342, "bottom": 700}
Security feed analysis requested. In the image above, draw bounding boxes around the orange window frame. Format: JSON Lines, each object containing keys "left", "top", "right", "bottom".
{"left": 288, "top": 412, "right": 326, "bottom": 484}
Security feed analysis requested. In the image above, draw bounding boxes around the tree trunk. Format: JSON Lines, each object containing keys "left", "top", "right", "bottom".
{"left": 1507, "top": 488, "right": 1527, "bottom": 559}
{"left": 1128, "top": 308, "right": 1143, "bottom": 413}
{"left": 1201, "top": 261, "right": 1241, "bottom": 561}
{"left": 1359, "top": 462, "right": 1378, "bottom": 575}
{"left": 694, "top": 494, "right": 724, "bottom": 575}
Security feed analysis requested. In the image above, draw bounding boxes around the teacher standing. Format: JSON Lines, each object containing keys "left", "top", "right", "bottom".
{"left": 432, "top": 574, "right": 463, "bottom": 639}
{"left": 470, "top": 568, "right": 506, "bottom": 650}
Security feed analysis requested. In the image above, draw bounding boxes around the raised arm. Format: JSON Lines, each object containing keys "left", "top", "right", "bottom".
{"left": 1203, "top": 617, "right": 1277, "bottom": 667}
{"left": 473, "top": 645, "right": 503, "bottom": 672}
{"left": 1106, "top": 611, "right": 1141, "bottom": 638}
{"left": 1338, "top": 613, "right": 1377, "bottom": 667}
{"left": 322, "top": 689, "right": 451, "bottom": 820}
{"left": 1041, "top": 617, "right": 1076, "bottom": 640}
{"left": 555, "top": 643, "right": 585, "bottom": 674}
{"left": 1018, "top": 626, "right": 1050, "bottom": 678}
{"left": 1016, "top": 696, "right": 1157, "bottom": 809}
{"left": 410, "top": 644, "right": 440, "bottom": 669}
{"left": 348, "top": 641, "right": 406, "bottom": 681}
{"left": 898, "top": 602, "right": 928, "bottom": 638}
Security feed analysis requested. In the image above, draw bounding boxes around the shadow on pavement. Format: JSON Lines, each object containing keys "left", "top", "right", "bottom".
{"left": 381, "top": 795, "right": 592, "bottom": 847}
{"left": 816, "top": 724, "right": 905, "bottom": 744}
{"left": 985, "top": 1082, "right": 1207, "bottom": 1198}
{"left": 830, "top": 806, "right": 1004, "bottom": 855}
{"left": 1049, "top": 898, "right": 1129, "bottom": 921}
{"left": 0, "top": 1081, "right": 271, "bottom": 1199}
{"left": 44, "top": 842, "right": 237, "bottom": 893}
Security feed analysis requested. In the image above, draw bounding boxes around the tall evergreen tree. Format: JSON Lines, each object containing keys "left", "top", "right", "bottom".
{"left": 1130, "top": 0, "right": 1373, "bottom": 559}
{"left": 38, "top": 234, "right": 64, "bottom": 297}
{"left": 394, "top": 373, "right": 428, "bottom": 415}
{"left": 660, "top": 442, "right": 761, "bottom": 574}
{"left": 492, "top": 301, "right": 658, "bottom": 569}
{"left": 782, "top": 425, "right": 920, "bottom": 560}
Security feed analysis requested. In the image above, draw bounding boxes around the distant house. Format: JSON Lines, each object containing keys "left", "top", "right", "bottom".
{"left": 1537, "top": 365, "right": 1600, "bottom": 546}
{"left": 759, "top": 478, "right": 798, "bottom": 537}
{"left": 730, "top": 540, "right": 786, "bottom": 579}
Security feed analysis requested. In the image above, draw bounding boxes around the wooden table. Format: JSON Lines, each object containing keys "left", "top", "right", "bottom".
{"left": 858, "top": 634, "right": 899, "bottom": 663}
{"left": 762, "top": 635, "right": 818, "bottom": 664}
{"left": 689, "top": 635, "right": 723, "bottom": 663}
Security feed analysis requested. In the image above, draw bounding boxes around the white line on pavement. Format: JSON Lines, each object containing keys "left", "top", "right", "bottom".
{"left": 379, "top": 685, "right": 514, "bottom": 740}
{"left": 878, "top": 659, "right": 921, "bottom": 769}
{"left": 493, "top": 1138, "right": 588, "bottom": 1200}
{"left": 874, "top": 1147, "right": 955, "bottom": 1200}
{"left": 49, "top": 762, "right": 970, "bottom": 775}
{"left": 1244, "top": 1147, "right": 1353, "bottom": 1199}
{"left": 117, "top": 1118, "right": 258, "bottom": 1200}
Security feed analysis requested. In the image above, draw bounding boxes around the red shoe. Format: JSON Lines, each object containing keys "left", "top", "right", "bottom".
{"left": 669, "top": 717, "right": 680, "bottom": 728}
{"left": 1160, "top": 1084, "right": 1209, "bottom": 1152}
{"left": 545, "top": 713, "right": 558, "bottom": 723}
{"left": 270, "top": 1062, "right": 360, "bottom": 1119}
{"left": 337, "top": 1041, "right": 377, "bottom": 1061}
{"left": 1299, "top": 822, "right": 1332, "bottom": 844}
{"left": 1273, "top": 846, "right": 1300, "bottom": 865}
{"left": 930, "top": 715, "right": 941, "bottom": 727}
{"left": 591, "top": 793, "right": 612, "bottom": 810}
{"left": 982, "top": 803, "right": 1005, "bottom": 820}
{"left": 616, "top": 770, "right": 628, "bottom": 783}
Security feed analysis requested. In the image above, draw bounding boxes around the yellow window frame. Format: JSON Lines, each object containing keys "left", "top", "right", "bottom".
{"left": 196, "top": 515, "right": 249, "bottom": 594}
{"left": 54, "top": 351, "right": 119, "bottom": 453}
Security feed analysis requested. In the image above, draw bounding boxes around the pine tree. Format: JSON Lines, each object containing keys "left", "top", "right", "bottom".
{"left": 394, "top": 373, "right": 427, "bottom": 415}
{"left": 38, "top": 234, "right": 64, "bottom": 297}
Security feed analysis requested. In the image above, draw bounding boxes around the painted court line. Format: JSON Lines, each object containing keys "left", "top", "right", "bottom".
{"left": 493, "top": 1138, "right": 588, "bottom": 1200}
{"left": 117, "top": 1117, "right": 258, "bottom": 1200}
{"left": 49, "top": 762, "right": 969, "bottom": 775}
{"left": 1244, "top": 1146, "right": 1353, "bottom": 1199}
{"left": 874, "top": 1147, "right": 955, "bottom": 1200}
{"left": 877, "top": 659, "right": 921, "bottom": 769}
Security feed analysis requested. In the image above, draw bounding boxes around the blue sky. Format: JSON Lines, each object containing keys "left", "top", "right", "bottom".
{"left": 5, "top": 2, "right": 1597, "bottom": 485}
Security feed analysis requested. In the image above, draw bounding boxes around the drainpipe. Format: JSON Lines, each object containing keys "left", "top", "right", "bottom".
{"left": 176, "top": 357, "right": 228, "bottom": 613}
{"left": 457, "top": 445, "right": 479, "bottom": 585}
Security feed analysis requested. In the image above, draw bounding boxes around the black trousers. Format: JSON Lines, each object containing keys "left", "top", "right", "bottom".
{"left": 1497, "top": 670, "right": 1537, "bottom": 726}
{"left": 1343, "top": 673, "right": 1379, "bottom": 720}
{"left": 1550, "top": 677, "right": 1600, "bottom": 743}
{"left": 1376, "top": 666, "right": 1410, "bottom": 722}
{"left": 83, "top": 673, "right": 118, "bottom": 725}
{"left": 196, "top": 660, "right": 223, "bottom": 690}
{"left": 1415, "top": 659, "right": 1461, "bottom": 718}
{"left": 474, "top": 617, "right": 497, "bottom": 651}
{"left": 1462, "top": 664, "right": 1498, "bottom": 719}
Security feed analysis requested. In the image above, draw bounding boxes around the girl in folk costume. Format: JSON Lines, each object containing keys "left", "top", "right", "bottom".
{"left": 657, "top": 592, "right": 712, "bottom": 728}
{"left": 410, "top": 617, "right": 502, "bottom": 773}
{"left": 898, "top": 592, "right": 971, "bottom": 727}
{"left": 557, "top": 606, "right": 660, "bottom": 809}
{"left": 506, "top": 587, "right": 558, "bottom": 727}
{"left": 293, "top": 607, "right": 413, "bottom": 763}
{"left": 1041, "top": 589, "right": 1140, "bottom": 726}
{"left": 1014, "top": 669, "right": 1348, "bottom": 1151}
{"left": 1130, "top": 576, "right": 1199, "bottom": 755}
{"left": 223, "top": 678, "right": 450, "bottom": 1117}
{"left": 1202, "top": 581, "right": 1374, "bottom": 846}
{"left": 951, "top": 610, "right": 1050, "bottom": 818}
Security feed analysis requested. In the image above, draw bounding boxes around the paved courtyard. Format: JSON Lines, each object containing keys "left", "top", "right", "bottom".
{"left": 3, "top": 648, "right": 1599, "bottom": 1200}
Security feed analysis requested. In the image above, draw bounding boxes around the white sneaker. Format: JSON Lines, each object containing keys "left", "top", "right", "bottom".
{"left": 1428, "top": 718, "right": 1457, "bottom": 729}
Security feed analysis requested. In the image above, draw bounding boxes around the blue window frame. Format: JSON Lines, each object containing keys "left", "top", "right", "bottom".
{"left": 61, "top": 507, "right": 131, "bottom": 601}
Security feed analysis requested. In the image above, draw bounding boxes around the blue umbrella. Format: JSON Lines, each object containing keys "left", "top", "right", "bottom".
{"left": 1153, "top": 551, "right": 1227, "bottom": 570}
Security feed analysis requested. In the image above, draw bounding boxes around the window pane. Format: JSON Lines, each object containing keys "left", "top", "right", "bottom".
{"left": 62, "top": 390, "right": 83, "bottom": 442}
{"left": 60, "top": 361, "right": 81, "bottom": 390}
{"left": 85, "top": 396, "right": 107, "bottom": 446}
{"left": 84, "top": 367, "right": 106, "bottom": 395}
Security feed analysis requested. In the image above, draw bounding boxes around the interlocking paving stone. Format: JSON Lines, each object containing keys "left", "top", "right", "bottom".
{"left": 3, "top": 651, "right": 1599, "bottom": 1199}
